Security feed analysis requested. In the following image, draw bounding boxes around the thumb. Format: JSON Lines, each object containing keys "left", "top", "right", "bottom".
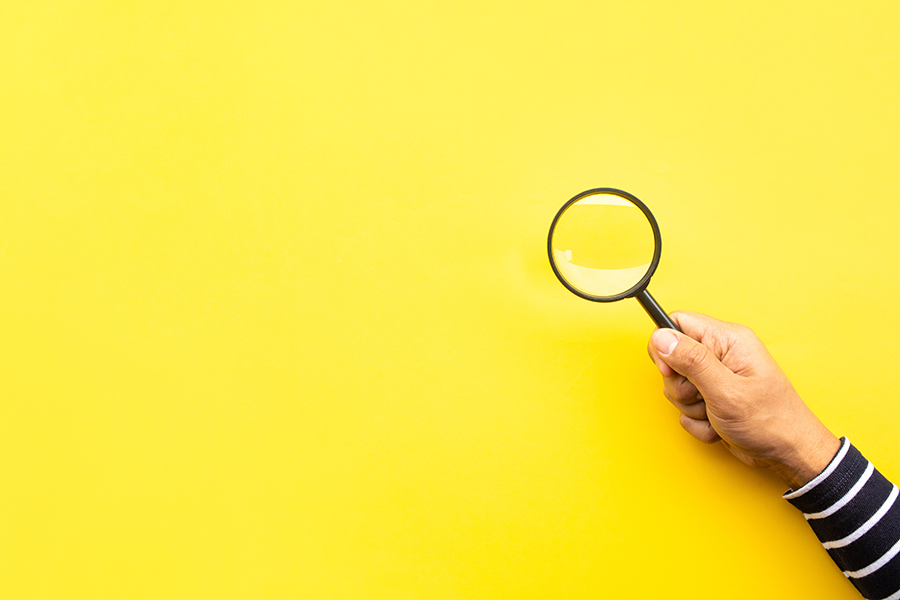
{"left": 651, "top": 328, "right": 732, "bottom": 393}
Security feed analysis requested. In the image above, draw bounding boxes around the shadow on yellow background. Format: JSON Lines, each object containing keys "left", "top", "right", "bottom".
{"left": 1, "top": 1, "right": 898, "bottom": 598}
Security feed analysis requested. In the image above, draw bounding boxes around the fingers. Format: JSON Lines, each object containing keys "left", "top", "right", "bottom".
{"left": 662, "top": 372, "right": 702, "bottom": 404}
{"left": 672, "top": 311, "right": 775, "bottom": 381}
{"left": 647, "top": 311, "right": 744, "bottom": 447}
{"left": 650, "top": 327, "right": 733, "bottom": 397}
{"left": 679, "top": 413, "right": 721, "bottom": 444}
{"left": 669, "top": 395, "right": 708, "bottom": 420}
{"left": 648, "top": 334, "right": 707, "bottom": 418}
{"left": 661, "top": 371, "right": 704, "bottom": 413}
{"left": 670, "top": 311, "right": 740, "bottom": 344}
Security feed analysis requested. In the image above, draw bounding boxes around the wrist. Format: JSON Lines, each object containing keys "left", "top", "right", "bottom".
{"left": 777, "top": 427, "right": 841, "bottom": 490}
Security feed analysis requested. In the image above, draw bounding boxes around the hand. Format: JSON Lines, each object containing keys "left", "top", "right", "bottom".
{"left": 647, "top": 311, "right": 841, "bottom": 490}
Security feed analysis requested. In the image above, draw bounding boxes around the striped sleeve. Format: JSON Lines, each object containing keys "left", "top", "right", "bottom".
{"left": 784, "top": 438, "right": 900, "bottom": 600}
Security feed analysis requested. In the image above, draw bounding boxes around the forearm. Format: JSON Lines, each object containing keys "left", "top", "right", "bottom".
{"left": 784, "top": 438, "right": 900, "bottom": 599}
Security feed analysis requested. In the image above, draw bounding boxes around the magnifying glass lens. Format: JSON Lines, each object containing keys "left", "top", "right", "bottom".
{"left": 550, "top": 195, "right": 655, "bottom": 298}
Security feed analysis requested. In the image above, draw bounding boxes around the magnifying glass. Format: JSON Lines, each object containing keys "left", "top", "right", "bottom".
{"left": 547, "top": 188, "right": 681, "bottom": 332}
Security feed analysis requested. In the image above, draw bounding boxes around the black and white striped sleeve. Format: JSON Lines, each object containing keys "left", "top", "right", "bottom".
{"left": 784, "top": 438, "right": 900, "bottom": 599}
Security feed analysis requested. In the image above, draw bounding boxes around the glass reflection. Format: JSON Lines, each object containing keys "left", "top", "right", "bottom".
{"left": 550, "top": 194, "right": 655, "bottom": 298}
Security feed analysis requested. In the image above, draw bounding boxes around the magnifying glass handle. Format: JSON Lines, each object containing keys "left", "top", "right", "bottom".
{"left": 635, "top": 289, "right": 682, "bottom": 332}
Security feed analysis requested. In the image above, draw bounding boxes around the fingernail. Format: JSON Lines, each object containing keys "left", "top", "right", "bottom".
{"left": 652, "top": 329, "right": 679, "bottom": 355}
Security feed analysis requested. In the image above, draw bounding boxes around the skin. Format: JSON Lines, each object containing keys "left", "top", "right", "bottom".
{"left": 647, "top": 311, "right": 841, "bottom": 490}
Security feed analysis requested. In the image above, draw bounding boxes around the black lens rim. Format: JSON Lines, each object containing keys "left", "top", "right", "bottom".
{"left": 547, "top": 188, "right": 662, "bottom": 303}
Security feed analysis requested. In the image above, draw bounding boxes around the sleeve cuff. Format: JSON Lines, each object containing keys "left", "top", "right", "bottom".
{"left": 783, "top": 437, "right": 876, "bottom": 516}
{"left": 783, "top": 436, "right": 850, "bottom": 501}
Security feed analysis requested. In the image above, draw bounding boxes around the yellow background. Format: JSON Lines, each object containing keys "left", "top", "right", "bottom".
{"left": 1, "top": 2, "right": 898, "bottom": 598}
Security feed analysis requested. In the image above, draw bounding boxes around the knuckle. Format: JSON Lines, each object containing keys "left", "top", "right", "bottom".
{"left": 734, "top": 323, "right": 759, "bottom": 342}
{"left": 676, "top": 379, "right": 698, "bottom": 399}
{"left": 687, "top": 401, "right": 708, "bottom": 420}
{"left": 662, "top": 387, "right": 677, "bottom": 404}
{"left": 665, "top": 380, "right": 697, "bottom": 405}
{"left": 682, "top": 343, "right": 710, "bottom": 372}
{"left": 700, "top": 427, "right": 720, "bottom": 443}
{"left": 679, "top": 413, "right": 719, "bottom": 443}
{"left": 663, "top": 377, "right": 703, "bottom": 405}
